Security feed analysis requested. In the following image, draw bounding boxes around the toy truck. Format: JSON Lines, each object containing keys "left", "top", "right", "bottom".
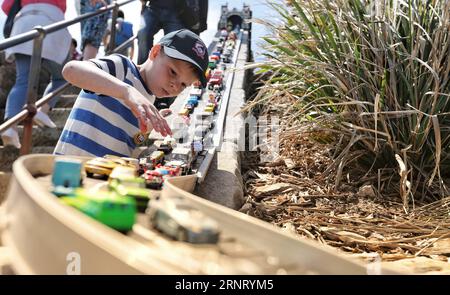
{"left": 169, "top": 147, "right": 194, "bottom": 175}
{"left": 147, "top": 196, "right": 220, "bottom": 244}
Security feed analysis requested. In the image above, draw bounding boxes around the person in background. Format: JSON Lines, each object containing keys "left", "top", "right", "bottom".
{"left": 103, "top": 10, "right": 134, "bottom": 58}
{"left": 137, "top": 0, "right": 184, "bottom": 65}
{"left": 71, "top": 38, "right": 83, "bottom": 61}
{"left": 190, "top": 0, "right": 208, "bottom": 35}
{"left": 0, "top": 0, "right": 71, "bottom": 149}
{"left": 54, "top": 29, "right": 209, "bottom": 157}
{"left": 80, "top": 0, "right": 111, "bottom": 60}
{"left": 137, "top": 0, "right": 208, "bottom": 110}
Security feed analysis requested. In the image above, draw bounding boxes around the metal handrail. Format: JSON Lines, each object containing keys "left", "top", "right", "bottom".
{"left": 0, "top": 0, "right": 137, "bottom": 155}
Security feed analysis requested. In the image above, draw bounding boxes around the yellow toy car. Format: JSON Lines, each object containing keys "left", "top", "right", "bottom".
{"left": 104, "top": 155, "right": 139, "bottom": 172}
{"left": 204, "top": 103, "right": 216, "bottom": 113}
{"left": 178, "top": 108, "right": 190, "bottom": 116}
{"left": 85, "top": 157, "right": 121, "bottom": 179}
{"left": 150, "top": 150, "right": 165, "bottom": 166}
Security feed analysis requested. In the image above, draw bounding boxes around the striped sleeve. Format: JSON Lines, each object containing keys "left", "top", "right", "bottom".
{"left": 89, "top": 54, "right": 128, "bottom": 81}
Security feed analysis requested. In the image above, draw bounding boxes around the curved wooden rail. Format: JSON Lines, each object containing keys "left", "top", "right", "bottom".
{"left": 0, "top": 154, "right": 401, "bottom": 274}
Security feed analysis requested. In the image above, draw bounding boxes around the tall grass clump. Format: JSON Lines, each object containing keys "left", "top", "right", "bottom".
{"left": 253, "top": 0, "right": 450, "bottom": 206}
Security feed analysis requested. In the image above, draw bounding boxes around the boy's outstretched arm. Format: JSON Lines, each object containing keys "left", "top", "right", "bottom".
{"left": 62, "top": 60, "right": 172, "bottom": 137}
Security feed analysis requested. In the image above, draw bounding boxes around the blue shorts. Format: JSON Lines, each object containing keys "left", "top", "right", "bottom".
{"left": 80, "top": 0, "right": 111, "bottom": 49}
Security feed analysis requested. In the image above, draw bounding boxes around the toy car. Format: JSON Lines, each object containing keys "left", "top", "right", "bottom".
{"left": 192, "top": 137, "right": 204, "bottom": 152}
{"left": 186, "top": 96, "right": 199, "bottom": 107}
{"left": 211, "top": 51, "right": 221, "bottom": 59}
{"left": 195, "top": 125, "right": 210, "bottom": 138}
{"left": 208, "top": 57, "right": 217, "bottom": 70}
{"left": 158, "top": 143, "right": 173, "bottom": 154}
{"left": 171, "top": 124, "right": 189, "bottom": 143}
{"left": 85, "top": 157, "right": 128, "bottom": 179}
{"left": 154, "top": 139, "right": 174, "bottom": 154}
{"left": 228, "top": 31, "right": 237, "bottom": 40}
{"left": 178, "top": 108, "right": 190, "bottom": 117}
{"left": 207, "top": 92, "right": 214, "bottom": 101}
{"left": 204, "top": 103, "right": 216, "bottom": 113}
{"left": 170, "top": 147, "right": 194, "bottom": 175}
{"left": 51, "top": 158, "right": 84, "bottom": 196}
{"left": 109, "top": 173, "right": 152, "bottom": 212}
{"left": 198, "top": 121, "right": 214, "bottom": 131}
{"left": 147, "top": 196, "right": 220, "bottom": 244}
{"left": 189, "top": 88, "right": 202, "bottom": 98}
{"left": 142, "top": 170, "right": 164, "bottom": 189}
{"left": 150, "top": 150, "right": 165, "bottom": 166}
{"left": 156, "top": 165, "right": 181, "bottom": 177}
{"left": 61, "top": 188, "right": 136, "bottom": 232}
{"left": 195, "top": 115, "right": 214, "bottom": 129}
{"left": 138, "top": 157, "right": 153, "bottom": 174}
{"left": 213, "top": 84, "right": 222, "bottom": 93}
{"left": 184, "top": 103, "right": 194, "bottom": 114}
{"left": 220, "top": 29, "right": 228, "bottom": 39}
{"left": 164, "top": 160, "right": 184, "bottom": 171}
{"left": 207, "top": 71, "right": 223, "bottom": 90}
{"left": 104, "top": 155, "right": 139, "bottom": 172}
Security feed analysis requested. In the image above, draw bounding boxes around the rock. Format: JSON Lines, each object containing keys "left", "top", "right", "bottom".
{"left": 281, "top": 222, "right": 297, "bottom": 234}
{"left": 238, "top": 203, "right": 252, "bottom": 213}
{"left": 263, "top": 157, "right": 285, "bottom": 167}
{"left": 284, "top": 158, "right": 296, "bottom": 169}
{"left": 254, "top": 182, "right": 292, "bottom": 195}
{"left": 422, "top": 238, "right": 450, "bottom": 255}
{"left": 382, "top": 256, "right": 450, "bottom": 274}
{"left": 357, "top": 185, "right": 376, "bottom": 198}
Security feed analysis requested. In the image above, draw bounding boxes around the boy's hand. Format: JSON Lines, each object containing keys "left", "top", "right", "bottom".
{"left": 123, "top": 86, "right": 172, "bottom": 137}
{"left": 159, "top": 109, "right": 172, "bottom": 117}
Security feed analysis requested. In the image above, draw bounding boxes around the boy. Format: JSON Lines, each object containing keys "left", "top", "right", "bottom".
{"left": 54, "top": 29, "right": 208, "bottom": 157}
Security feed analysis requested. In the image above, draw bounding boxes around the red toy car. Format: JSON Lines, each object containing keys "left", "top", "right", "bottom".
{"left": 142, "top": 170, "right": 164, "bottom": 189}
{"left": 208, "top": 70, "right": 223, "bottom": 90}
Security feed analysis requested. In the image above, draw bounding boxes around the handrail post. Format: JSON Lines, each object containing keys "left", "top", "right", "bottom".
{"left": 107, "top": 1, "right": 119, "bottom": 54}
{"left": 20, "top": 26, "right": 45, "bottom": 156}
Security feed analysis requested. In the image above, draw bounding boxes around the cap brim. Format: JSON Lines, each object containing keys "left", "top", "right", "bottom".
{"left": 163, "top": 46, "right": 207, "bottom": 88}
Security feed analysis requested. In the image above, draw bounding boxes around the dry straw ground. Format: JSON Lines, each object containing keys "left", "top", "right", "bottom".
{"left": 240, "top": 109, "right": 450, "bottom": 274}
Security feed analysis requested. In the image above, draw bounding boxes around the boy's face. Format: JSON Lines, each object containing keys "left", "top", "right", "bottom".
{"left": 144, "top": 45, "right": 198, "bottom": 98}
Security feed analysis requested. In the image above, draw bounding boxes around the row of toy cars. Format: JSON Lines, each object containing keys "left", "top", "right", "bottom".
{"left": 50, "top": 157, "right": 220, "bottom": 243}
{"left": 178, "top": 81, "right": 203, "bottom": 117}
{"left": 138, "top": 137, "right": 194, "bottom": 189}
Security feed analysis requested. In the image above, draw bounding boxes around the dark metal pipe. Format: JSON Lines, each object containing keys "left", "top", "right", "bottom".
{"left": 20, "top": 27, "right": 45, "bottom": 155}
{"left": 107, "top": 1, "right": 120, "bottom": 54}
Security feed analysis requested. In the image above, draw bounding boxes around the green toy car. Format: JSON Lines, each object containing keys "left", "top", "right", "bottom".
{"left": 60, "top": 188, "right": 136, "bottom": 232}
{"left": 109, "top": 175, "right": 152, "bottom": 212}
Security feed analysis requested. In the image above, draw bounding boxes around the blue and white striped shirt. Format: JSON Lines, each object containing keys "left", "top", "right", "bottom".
{"left": 54, "top": 54, "right": 155, "bottom": 157}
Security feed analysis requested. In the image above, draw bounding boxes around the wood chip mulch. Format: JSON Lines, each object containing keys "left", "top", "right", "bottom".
{"left": 240, "top": 130, "right": 450, "bottom": 274}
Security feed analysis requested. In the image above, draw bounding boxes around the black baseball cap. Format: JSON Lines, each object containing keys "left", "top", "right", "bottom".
{"left": 158, "top": 29, "right": 209, "bottom": 87}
